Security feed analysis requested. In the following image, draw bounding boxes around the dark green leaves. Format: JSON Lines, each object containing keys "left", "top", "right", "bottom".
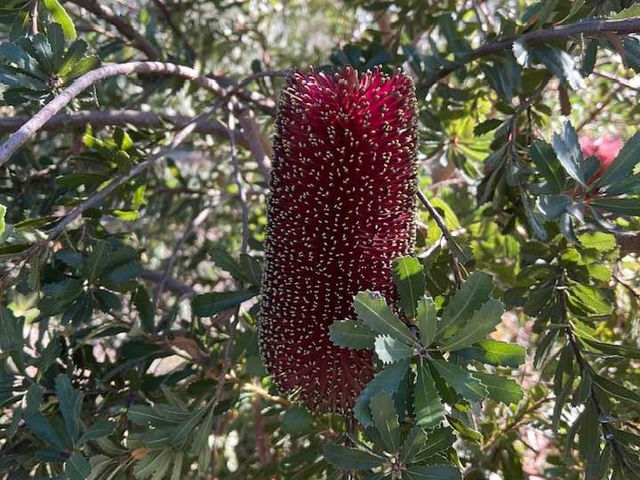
{"left": 454, "top": 340, "right": 526, "bottom": 368}
{"left": 596, "top": 131, "right": 640, "bottom": 189}
{"left": 430, "top": 359, "right": 488, "bottom": 402}
{"left": 353, "top": 291, "right": 416, "bottom": 345}
{"left": 415, "top": 359, "right": 444, "bottom": 428}
{"left": 374, "top": 335, "right": 414, "bottom": 363}
{"left": 439, "top": 299, "right": 503, "bottom": 351}
{"left": 192, "top": 290, "right": 257, "bottom": 317}
{"left": 552, "top": 121, "right": 585, "bottom": 186}
{"left": 55, "top": 374, "right": 83, "bottom": 443}
{"left": 370, "top": 391, "right": 401, "bottom": 452}
{"left": 323, "top": 443, "right": 386, "bottom": 471}
{"left": 438, "top": 272, "right": 494, "bottom": 338}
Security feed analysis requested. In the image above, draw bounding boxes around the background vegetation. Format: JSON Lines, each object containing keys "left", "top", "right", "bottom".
{"left": 0, "top": 0, "right": 639, "bottom": 479}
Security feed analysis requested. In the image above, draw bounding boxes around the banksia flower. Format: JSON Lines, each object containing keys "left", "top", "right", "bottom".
{"left": 579, "top": 134, "right": 623, "bottom": 178}
{"left": 259, "top": 66, "right": 418, "bottom": 412}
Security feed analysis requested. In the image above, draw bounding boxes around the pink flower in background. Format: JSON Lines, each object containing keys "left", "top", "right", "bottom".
{"left": 579, "top": 134, "right": 623, "bottom": 177}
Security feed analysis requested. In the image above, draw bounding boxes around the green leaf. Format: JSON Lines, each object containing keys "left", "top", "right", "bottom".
{"left": 473, "top": 372, "right": 524, "bottom": 405}
{"left": 532, "top": 45, "right": 584, "bottom": 90}
{"left": 454, "top": 339, "right": 526, "bottom": 367}
{"left": 578, "top": 232, "right": 617, "bottom": 252}
{"left": 404, "top": 465, "right": 461, "bottom": 480}
{"left": 537, "top": 194, "right": 571, "bottom": 220}
{"left": 374, "top": 335, "right": 414, "bottom": 363}
{"left": 589, "top": 197, "right": 640, "bottom": 216}
{"left": 192, "top": 290, "right": 257, "bottom": 317}
{"left": 401, "top": 427, "right": 427, "bottom": 464}
{"left": 438, "top": 272, "right": 494, "bottom": 338}
{"left": 446, "top": 414, "right": 483, "bottom": 443}
{"left": 414, "top": 426, "right": 456, "bottom": 461}
{"left": 439, "top": 299, "right": 503, "bottom": 351}
{"left": 210, "top": 248, "right": 243, "bottom": 280}
{"left": 329, "top": 320, "right": 376, "bottom": 350}
{"left": 23, "top": 410, "right": 66, "bottom": 450}
{"left": 552, "top": 121, "right": 585, "bottom": 186}
{"left": 592, "top": 375, "right": 640, "bottom": 406}
{"left": 370, "top": 391, "right": 401, "bottom": 452}
{"left": 609, "top": 3, "right": 640, "bottom": 19}
{"left": 354, "top": 360, "right": 409, "bottom": 427}
{"left": 132, "top": 285, "right": 154, "bottom": 332}
{"left": 567, "top": 283, "right": 613, "bottom": 316}
{"left": 283, "top": 407, "right": 313, "bottom": 435}
{"left": 239, "top": 254, "right": 262, "bottom": 286}
{"left": 65, "top": 453, "right": 91, "bottom": 480}
{"left": 596, "top": 131, "right": 640, "bottom": 188}
{"left": 353, "top": 291, "right": 415, "bottom": 345}
{"left": 416, "top": 297, "right": 437, "bottom": 347}
{"left": 323, "top": 443, "right": 386, "bottom": 471}
{"left": 79, "top": 419, "right": 116, "bottom": 442}
{"left": 43, "top": 0, "right": 77, "bottom": 40}
{"left": 55, "top": 374, "right": 84, "bottom": 443}
{"left": 430, "top": 359, "right": 488, "bottom": 402}
{"left": 393, "top": 256, "right": 424, "bottom": 318}
{"left": 415, "top": 358, "right": 444, "bottom": 428}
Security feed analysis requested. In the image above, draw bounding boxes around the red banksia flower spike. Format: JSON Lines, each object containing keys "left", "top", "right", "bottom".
{"left": 260, "top": 66, "right": 418, "bottom": 413}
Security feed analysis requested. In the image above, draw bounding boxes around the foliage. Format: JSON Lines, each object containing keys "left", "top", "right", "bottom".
{"left": 1, "top": 0, "right": 640, "bottom": 479}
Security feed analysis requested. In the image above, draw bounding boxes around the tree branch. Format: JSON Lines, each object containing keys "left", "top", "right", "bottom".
{"left": 141, "top": 268, "right": 194, "bottom": 296}
{"left": 0, "top": 110, "right": 247, "bottom": 146}
{"left": 0, "top": 61, "right": 233, "bottom": 167}
{"left": 68, "top": 0, "right": 161, "bottom": 60}
{"left": 425, "top": 18, "right": 640, "bottom": 90}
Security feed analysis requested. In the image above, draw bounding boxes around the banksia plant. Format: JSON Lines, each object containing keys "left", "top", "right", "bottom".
{"left": 260, "top": 66, "right": 418, "bottom": 412}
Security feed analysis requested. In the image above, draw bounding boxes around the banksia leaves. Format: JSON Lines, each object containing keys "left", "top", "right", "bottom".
{"left": 260, "top": 66, "right": 418, "bottom": 412}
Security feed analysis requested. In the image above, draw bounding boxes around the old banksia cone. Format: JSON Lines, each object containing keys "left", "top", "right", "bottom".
{"left": 260, "top": 66, "right": 418, "bottom": 412}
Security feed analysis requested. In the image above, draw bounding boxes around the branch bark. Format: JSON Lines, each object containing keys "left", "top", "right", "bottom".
{"left": 0, "top": 61, "right": 230, "bottom": 167}
{"left": 425, "top": 18, "right": 640, "bottom": 90}
{"left": 69, "top": 0, "right": 161, "bottom": 60}
{"left": 0, "top": 110, "right": 247, "bottom": 147}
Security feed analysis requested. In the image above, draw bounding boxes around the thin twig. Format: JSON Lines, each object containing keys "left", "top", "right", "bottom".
{"left": 68, "top": 0, "right": 161, "bottom": 59}
{"left": 0, "top": 61, "right": 230, "bottom": 166}
{"left": 29, "top": 0, "right": 39, "bottom": 35}
{"left": 0, "top": 110, "right": 246, "bottom": 146}
{"left": 228, "top": 105, "right": 250, "bottom": 255}
{"left": 576, "top": 87, "right": 619, "bottom": 132}
{"left": 416, "top": 189, "right": 463, "bottom": 288}
{"left": 140, "top": 268, "right": 194, "bottom": 296}
{"left": 424, "top": 18, "right": 640, "bottom": 90}
{"left": 152, "top": 205, "right": 213, "bottom": 312}
{"left": 593, "top": 70, "right": 640, "bottom": 93}
{"left": 613, "top": 273, "right": 640, "bottom": 301}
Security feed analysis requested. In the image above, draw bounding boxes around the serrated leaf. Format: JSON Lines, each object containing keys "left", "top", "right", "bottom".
{"left": 323, "top": 443, "right": 386, "bottom": 471}
{"left": 454, "top": 339, "right": 526, "bottom": 367}
{"left": 430, "top": 359, "right": 488, "bottom": 402}
{"left": 393, "top": 256, "right": 424, "bottom": 318}
{"left": 401, "top": 427, "right": 427, "bottom": 464}
{"left": 415, "top": 358, "right": 444, "bottom": 428}
{"left": 354, "top": 360, "right": 409, "bottom": 427}
{"left": 192, "top": 290, "right": 257, "bottom": 317}
{"left": 353, "top": 291, "right": 415, "bottom": 345}
{"left": 439, "top": 299, "right": 503, "bottom": 351}
{"left": 329, "top": 319, "right": 376, "bottom": 350}
{"left": 438, "top": 272, "right": 494, "bottom": 338}
{"left": 592, "top": 375, "right": 640, "bottom": 406}
{"left": 375, "top": 335, "right": 414, "bottom": 363}
{"left": 210, "top": 248, "right": 243, "bottom": 280}
{"left": 239, "top": 254, "right": 262, "bottom": 286}
{"left": 446, "top": 414, "right": 484, "bottom": 443}
{"left": 416, "top": 297, "right": 437, "bottom": 347}
{"left": 473, "top": 372, "right": 524, "bottom": 405}
{"left": 370, "top": 391, "right": 401, "bottom": 452}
